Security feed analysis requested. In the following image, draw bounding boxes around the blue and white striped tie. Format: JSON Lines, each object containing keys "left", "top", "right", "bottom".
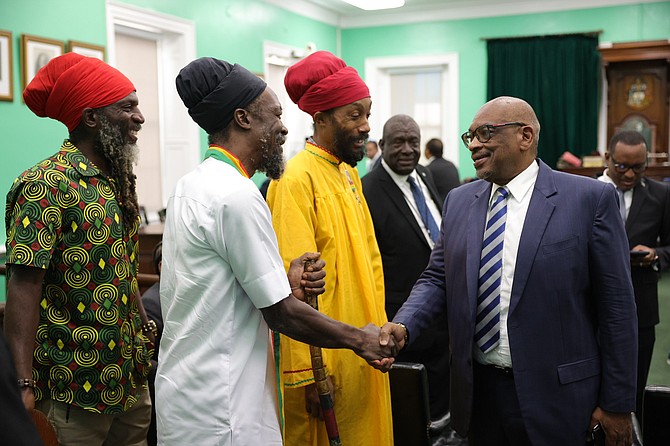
{"left": 475, "top": 186, "right": 509, "bottom": 353}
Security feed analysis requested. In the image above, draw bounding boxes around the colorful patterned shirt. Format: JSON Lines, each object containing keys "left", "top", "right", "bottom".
{"left": 5, "top": 140, "right": 152, "bottom": 414}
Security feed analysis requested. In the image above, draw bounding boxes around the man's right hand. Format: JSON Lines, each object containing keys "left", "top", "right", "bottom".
{"left": 20, "top": 387, "right": 36, "bottom": 411}
{"left": 353, "top": 323, "right": 399, "bottom": 367}
{"left": 368, "top": 322, "right": 408, "bottom": 372}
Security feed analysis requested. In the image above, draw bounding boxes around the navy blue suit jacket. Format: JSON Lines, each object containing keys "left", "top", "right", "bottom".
{"left": 394, "top": 160, "right": 638, "bottom": 444}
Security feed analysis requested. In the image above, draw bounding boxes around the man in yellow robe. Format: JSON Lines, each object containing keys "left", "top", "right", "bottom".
{"left": 267, "top": 51, "right": 393, "bottom": 445}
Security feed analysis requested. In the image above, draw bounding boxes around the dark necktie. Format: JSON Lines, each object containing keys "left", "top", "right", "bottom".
{"left": 407, "top": 175, "right": 439, "bottom": 243}
{"left": 475, "top": 186, "right": 509, "bottom": 353}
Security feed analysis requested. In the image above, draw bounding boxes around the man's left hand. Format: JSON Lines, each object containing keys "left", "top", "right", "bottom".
{"left": 590, "top": 406, "right": 633, "bottom": 446}
{"left": 287, "top": 252, "right": 326, "bottom": 301}
{"left": 631, "top": 244, "right": 656, "bottom": 268}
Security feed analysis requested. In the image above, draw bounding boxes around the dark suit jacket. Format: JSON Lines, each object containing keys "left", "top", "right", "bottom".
{"left": 395, "top": 160, "right": 638, "bottom": 444}
{"left": 362, "top": 164, "right": 443, "bottom": 314}
{"left": 626, "top": 177, "right": 670, "bottom": 327}
{"left": 426, "top": 157, "right": 460, "bottom": 202}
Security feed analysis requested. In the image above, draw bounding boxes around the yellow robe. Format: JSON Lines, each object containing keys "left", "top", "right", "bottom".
{"left": 267, "top": 142, "right": 393, "bottom": 446}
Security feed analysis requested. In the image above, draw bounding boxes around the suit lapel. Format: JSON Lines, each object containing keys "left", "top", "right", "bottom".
{"left": 625, "top": 180, "right": 647, "bottom": 232}
{"left": 377, "top": 168, "right": 429, "bottom": 246}
{"left": 467, "top": 181, "right": 492, "bottom": 311}
{"left": 509, "top": 160, "right": 557, "bottom": 316}
{"left": 416, "top": 165, "right": 443, "bottom": 209}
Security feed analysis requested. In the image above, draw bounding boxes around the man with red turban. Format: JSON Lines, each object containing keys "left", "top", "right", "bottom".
{"left": 4, "top": 52, "right": 155, "bottom": 445}
{"left": 267, "top": 51, "right": 394, "bottom": 445}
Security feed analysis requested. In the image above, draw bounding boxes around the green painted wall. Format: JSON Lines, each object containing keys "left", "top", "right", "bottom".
{"left": 1, "top": 1, "right": 669, "bottom": 301}
{"left": 0, "top": 0, "right": 336, "bottom": 300}
{"left": 342, "top": 1, "right": 670, "bottom": 180}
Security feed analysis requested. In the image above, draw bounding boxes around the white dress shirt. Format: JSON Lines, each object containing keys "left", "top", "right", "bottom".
{"left": 474, "top": 160, "right": 539, "bottom": 368}
{"left": 598, "top": 169, "right": 634, "bottom": 221}
{"left": 381, "top": 159, "right": 442, "bottom": 248}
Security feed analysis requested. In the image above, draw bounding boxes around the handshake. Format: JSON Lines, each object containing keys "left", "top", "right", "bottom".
{"left": 354, "top": 322, "right": 409, "bottom": 372}
{"left": 285, "top": 252, "right": 408, "bottom": 372}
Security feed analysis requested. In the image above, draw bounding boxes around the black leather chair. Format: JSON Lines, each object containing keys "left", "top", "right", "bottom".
{"left": 389, "top": 362, "right": 431, "bottom": 446}
{"left": 643, "top": 385, "right": 670, "bottom": 446}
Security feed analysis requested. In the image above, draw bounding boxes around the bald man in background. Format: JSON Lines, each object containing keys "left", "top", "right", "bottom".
{"left": 5, "top": 52, "right": 154, "bottom": 445}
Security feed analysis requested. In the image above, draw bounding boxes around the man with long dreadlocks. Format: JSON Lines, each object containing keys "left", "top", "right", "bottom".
{"left": 4, "top": 52, "right": 154, "bottom": 445}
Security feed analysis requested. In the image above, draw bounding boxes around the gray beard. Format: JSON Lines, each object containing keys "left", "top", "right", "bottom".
{"left": 95, "top": 115, "right": 138, "bottom": 179}
{"left": 256, "top": 130, "right": 286, "bottom": 180}
{"left": 94, "top": 114, "right": 140, "bottom": 228}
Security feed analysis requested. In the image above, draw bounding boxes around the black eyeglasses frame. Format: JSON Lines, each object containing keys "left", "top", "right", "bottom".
{"left": 461, "top": 122, "right": 527, "bottom": 148}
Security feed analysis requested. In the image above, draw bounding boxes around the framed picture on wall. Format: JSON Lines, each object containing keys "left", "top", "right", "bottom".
{"left": 21, "top": 34, "right": 64, "bottom": 91}
{"left": 0, "top": 30, "right": 13, "bottom": 101}
{"left": 67, "top": 40, "right": 105, "bottom": 61}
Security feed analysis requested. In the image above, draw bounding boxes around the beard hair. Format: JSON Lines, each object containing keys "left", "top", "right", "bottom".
{"left": 256, "top": 127, "right": 286, "bottom": 180}
{"left": 333, "top": 126, "right": 367, "bottom": 167}
{"left": 94, "top": 114, "right": 141, "bottom": 230}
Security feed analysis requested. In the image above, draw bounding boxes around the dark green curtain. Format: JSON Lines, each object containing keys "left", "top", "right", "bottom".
{"left": 487, "top": 35, "right": 600, "bottom": 168}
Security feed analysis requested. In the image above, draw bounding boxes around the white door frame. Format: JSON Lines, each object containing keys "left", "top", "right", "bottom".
{"left": 106, "top": 1, "right": 199, "bottom": 207}
{"left": 365, "top": 53, "right": 459, "bottom": 167}
{"left": 263, "top": 41, "right": 315, "bottom": 161}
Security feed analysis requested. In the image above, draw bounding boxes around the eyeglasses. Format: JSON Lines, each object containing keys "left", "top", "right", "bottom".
{"left": 610, "top": 156, "right": 647, "bottom": 174}
{"left": 461, "top": 122, "right": 526, "bottom": 148}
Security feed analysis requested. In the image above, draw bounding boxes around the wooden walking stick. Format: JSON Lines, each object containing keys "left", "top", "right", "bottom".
{"left": 304, "top": 260, "right": 342, "bottom": 446}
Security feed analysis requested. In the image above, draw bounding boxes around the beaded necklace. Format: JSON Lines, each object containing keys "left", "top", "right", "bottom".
{"left": 305, "top": 138, "right": 362, "bottom": 205}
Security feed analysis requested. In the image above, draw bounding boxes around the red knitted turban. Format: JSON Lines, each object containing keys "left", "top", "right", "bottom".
{"left": 284, "top": 51, "right": 370, "bottom": 116}
{"left": 23, "top": 52, "right": 136, "bottom": 132}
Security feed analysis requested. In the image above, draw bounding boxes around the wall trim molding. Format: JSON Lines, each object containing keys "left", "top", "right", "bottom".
{"left": 365, "top": 53, "right": 460, "bottom": 167}
{"left": 106, "top": 1, "right": 199, "bottom": 208}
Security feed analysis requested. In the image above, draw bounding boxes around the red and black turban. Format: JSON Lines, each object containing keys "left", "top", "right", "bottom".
{"left": 23, "top": 52, "right": 136, "bottom": 132}
{"left": 175, "top": 57, "right": 267, "bottom": 135}
{"left": 284, "top": 51, "right": 370, "bottom": 116}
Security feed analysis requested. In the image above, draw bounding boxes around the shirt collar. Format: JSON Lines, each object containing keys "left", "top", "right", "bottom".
{"left": 490, "top": 159, "right": 539, "bottom": 204}
{"left": 381, "top": 158, "right": 420, "bottom": 189}
{"left": 306, "top": 139, "right": 341, "bottom": 166}
{"left": 61, "top": 139, "right": 102, "bottom": 178}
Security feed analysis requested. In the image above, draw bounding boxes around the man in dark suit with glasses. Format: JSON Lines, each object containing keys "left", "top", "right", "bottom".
{"left": 599, "top": 129, "right": 670, "bottom": 418}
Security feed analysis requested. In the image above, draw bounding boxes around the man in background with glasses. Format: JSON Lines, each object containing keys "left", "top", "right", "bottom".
{"left": 599, "top": 130, "right": 670, "bottom": 418}
{"left": 375, "top": 96, "right": 637, "bottom": 445}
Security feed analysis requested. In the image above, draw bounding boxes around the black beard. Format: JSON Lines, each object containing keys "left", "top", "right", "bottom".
{"left": 257, "top": 130, "right": 286, "bottom": 180}
{"left": 333, "top": 126, "right": 367, "bottom": 167}
{"left": 94, "top": 115, "right": 140, "bottom": 229}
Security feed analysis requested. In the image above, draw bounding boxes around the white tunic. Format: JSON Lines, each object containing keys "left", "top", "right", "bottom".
{"left": 156, "top": 158, "right": 291, "bottom": 446}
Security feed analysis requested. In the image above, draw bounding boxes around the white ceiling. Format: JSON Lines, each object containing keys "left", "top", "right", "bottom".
{"left": 265, "top": 0, "right": 666, "bottom": 28}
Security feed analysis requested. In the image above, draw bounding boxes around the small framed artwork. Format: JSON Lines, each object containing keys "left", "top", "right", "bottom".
{"left": 67, "top": 40, "right": 105, "bottom": 61}
{"left": 21, "top": 34, "right": 64, "bottom": 90}
{"left": 0, "top": 30, "right": 13, "bottom": 101}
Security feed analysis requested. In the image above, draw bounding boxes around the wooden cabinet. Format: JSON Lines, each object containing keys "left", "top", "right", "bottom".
{"left": 599, "top": 40, "right": 670, "bottom": 165}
